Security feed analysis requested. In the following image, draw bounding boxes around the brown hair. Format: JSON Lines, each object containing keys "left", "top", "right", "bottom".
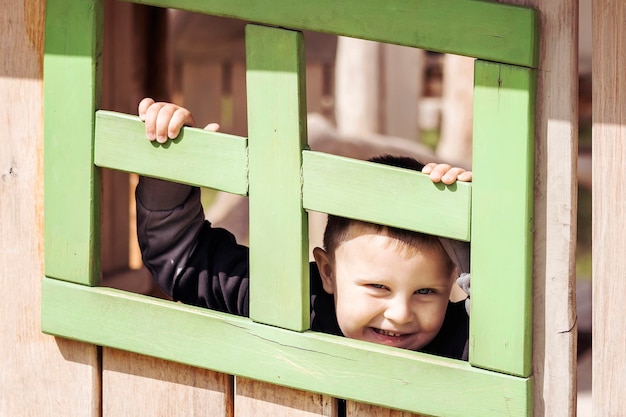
{"left": 320, "top": 155, "right": 455, "bottom": 275}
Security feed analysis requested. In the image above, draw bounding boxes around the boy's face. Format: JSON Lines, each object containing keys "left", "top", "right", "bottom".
{"left": 313, "top": 230, "right": 455, "bottom": 351}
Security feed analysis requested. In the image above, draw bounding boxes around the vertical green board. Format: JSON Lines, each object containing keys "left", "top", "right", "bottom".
{"left": 246, "top": 25, "right": 309, "bottom": 331}
{"left": 44, "top": 0, "right": 103, "bottom": 285}
{"left": 471, "top": 61, "right": 535, "bottom": 377}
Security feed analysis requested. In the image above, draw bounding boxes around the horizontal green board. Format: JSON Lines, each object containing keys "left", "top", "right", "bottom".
{"left": 302, "top": 151, "right": 471, "bottom": 241}
{"left": 42, "top": 277, "right": 531, "bottom": 417}
{"left": 94, "top": 110, "right": 248, "bottom": 195}
{"left": 124, "top": 0, "right": 538, "bottom": 68}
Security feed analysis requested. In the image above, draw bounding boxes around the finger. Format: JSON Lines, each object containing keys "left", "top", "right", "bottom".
{"left": 457, "top": 171, "right": 473, "bottom": 182}
{"left": 441, "top": 167, "right": 467, "bottom": 185}
{"left": 154, "top": 105, "right": 179, "bottom": 143}
{"left": 421, "top": 162, "right": 437, "bottom": 174}
{"left": 168, "top": 108, "right": 196, "bottom": 138}
{"left": 204, "top": 122, "right": 221, "bottom": 132}
{"left": 138, "top": 97, "right": 155, "bottom": 121}
{"left": 428, "top": 164, "right": 452, "bottom": 183}
{"left": 143, "top": 102, "right": 168, "bottom": 141}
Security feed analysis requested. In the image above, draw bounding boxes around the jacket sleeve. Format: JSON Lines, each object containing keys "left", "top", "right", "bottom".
{"left": 135, "top": 176, "right": 250, "bottom": 316}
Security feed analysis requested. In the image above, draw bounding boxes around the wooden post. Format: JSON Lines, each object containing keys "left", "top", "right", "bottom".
{"left": 0, "top": 0, "right": 100, "bottom": 415}
{"left": 512, "top": 0, "right": 579, "bottom": 415}
{"left": 437, "top": 54, "right": 474, "bottom": 169}
{"left": 592, "top": 0, "right": 626, "bottom": 414}
{"left": 335, "top": 37, "right": 380, "bottom": 136}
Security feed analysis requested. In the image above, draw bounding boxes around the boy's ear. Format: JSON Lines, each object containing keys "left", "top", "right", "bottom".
{"left": 313, "top": 247, "right": 335, "bottom": 294}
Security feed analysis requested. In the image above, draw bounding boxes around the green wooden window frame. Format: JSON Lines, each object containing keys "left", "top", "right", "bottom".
{"left": 42, "top": 0, "right": 538, "bottom": 415}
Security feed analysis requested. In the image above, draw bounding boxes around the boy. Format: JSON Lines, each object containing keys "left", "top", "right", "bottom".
{"left": 136, "top": 98, "right": 472, "bottom": 360}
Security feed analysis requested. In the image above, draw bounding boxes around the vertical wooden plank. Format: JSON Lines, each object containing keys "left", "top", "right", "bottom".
{"left": 346, "top": 401, "right": 425, "bottom": 417}
{"left": 1, "top": 0, "right": 100, "bottom": 415}
{"left": 593, "top": 0, "right": 626, "bottom": 415}
{"left": 246, "top": 25, "right": 309, "bottom": 330}
{"left": 306, "top": 63, "right": 324, "bottom": 114}
{"left": 235, "top": 377, "right": 336, "bottom": 417}
{"left": 494, "top": 1, "right": 579, "bottom": 415}
{"left": 381, "top": 43, "right": 424, "bottom": 142}
{"left": 103, "top": 349, "right": 233, "bottom": 417}
{"left": 437, "top": 54, "right": 474, "bottom": 169}
{"left": 44, "top": 0, "right": 103, "bottom": 285}
{"left": 231, "top": 62, "right": 248, "bottom": 137}
{"left": 182, "top": 62, "right": 223, "bottom": 129}
{"left": 471, "top": 60, "right": 535, "bottom": 377}
{"left": 334, "top": 37, "right": 380, "bottom": 136}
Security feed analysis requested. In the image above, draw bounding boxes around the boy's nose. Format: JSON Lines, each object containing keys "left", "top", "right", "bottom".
{"left": 383, "top": 299, "right": 415, "bottom": 325}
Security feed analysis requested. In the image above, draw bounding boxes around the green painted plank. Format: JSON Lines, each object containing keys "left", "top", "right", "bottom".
{"left": 246, "top": 26, "right": 309, "bottom": 330}
{"left": 43, "top": 0, "right": 103, "bottom": 285}
{"left": 42, "top": 277, "right": 532, "bottom": 417}
{"left": 123, "top": 0, "right": 538, "bottom": 68}
{"left": 470, "top": 61, "right": 535, "bottom": 377}
{"left": 303, "top": 151, "right": 471, "bottom": 241}
{"left": 94, "top": 110, "right": 248, "bottom": 195}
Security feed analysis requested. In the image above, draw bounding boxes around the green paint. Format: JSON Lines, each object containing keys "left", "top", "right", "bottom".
{"left": 470, "top": 61, "right": 535, "bottom": 377}
{"left": 43, "top": 0, "right": 103, "bottom": 285}
{"left": 303, "top": 151, "right": 471, "bottom": 241}
{"left": 43, "top": 0, "right": 539, "bottom": 414}
{"left": 123, "top": 0, "right": 538, "bottom": 68}
{"left": 95, "top": 111, "right": 248, "bottom": 195}
{"left": 42, "top": 277, "right": 532, "bottom": 417}
{"left": 246, "top": 25, "right": 309, "bottom": 331}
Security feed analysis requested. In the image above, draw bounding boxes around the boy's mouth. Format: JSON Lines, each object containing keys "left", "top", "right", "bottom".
{"left": 373, "top": 328, "right": 403, "bottom": 337}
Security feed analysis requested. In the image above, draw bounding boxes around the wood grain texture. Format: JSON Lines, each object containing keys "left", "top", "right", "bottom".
{"left": 470, "top": 61, "right": 535, "bottom": 377}
{"left": 346, "top": 402, "right": 426, "bottom": 417}
{"left": 95, "top": 110, "right": 248, "bottom": 195}
{"left": 500, "top": 0, "right": 579, "bottom": 415}
{"left": 236, "top": 377, "right": 335, "bottom": 417}
{"left": 103, "top": 348, "right": 233, "bottom": 417}
{"left": 302, "top": 151, "right": 471, "bottom": 241}
{"left": 1, "top": 0, "right": 100, "bottom": 416}
{"left": 125, "top": 0, "right": 538, "bottom": 67}
{"left": 246, "top": 25, "right": 310, "bottom": 330}
{"left": 41, "top": 278, "right": 531, "bottom": 417}
{"left": 593, "top": 0, "right": 626, "bottom": 414}
{"left": 43, "top": 0, "right": 103, "bottom": 284}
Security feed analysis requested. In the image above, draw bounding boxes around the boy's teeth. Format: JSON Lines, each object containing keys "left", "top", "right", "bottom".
{"left": 377, "top": 329, "right": 401, "bottom": 337}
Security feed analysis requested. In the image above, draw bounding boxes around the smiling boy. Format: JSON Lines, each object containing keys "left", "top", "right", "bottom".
{"left": 136, "top": 98, "right": 471, "bottom": 360}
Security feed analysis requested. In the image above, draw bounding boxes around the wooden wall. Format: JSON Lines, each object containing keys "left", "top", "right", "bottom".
{"left": 592, "top": 0, "right": 626, "bottom": 415}
{"left": 0, "top": 0, "right": 100, "bottom": 416}
{"left": 0, "top": 0, "right": 591, "bottom": 416}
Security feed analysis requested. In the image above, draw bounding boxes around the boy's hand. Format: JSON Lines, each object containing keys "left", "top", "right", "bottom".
{"left": 422, "top": 163, "right": 472, "bottom": 185}
{"left": 138, "top": 97, "right": 221, "bottom": 143}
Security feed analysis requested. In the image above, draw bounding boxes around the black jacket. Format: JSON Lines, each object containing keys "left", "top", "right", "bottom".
{"left": 136, "top": 177, "right": 469, "bottom": 360}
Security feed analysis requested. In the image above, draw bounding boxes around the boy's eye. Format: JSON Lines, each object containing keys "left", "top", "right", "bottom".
{"left": 415, "top": 288, "right": 434, "bottom": 295}
{"left": 368, "top": 284, "right": 388, "bottom": 290}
